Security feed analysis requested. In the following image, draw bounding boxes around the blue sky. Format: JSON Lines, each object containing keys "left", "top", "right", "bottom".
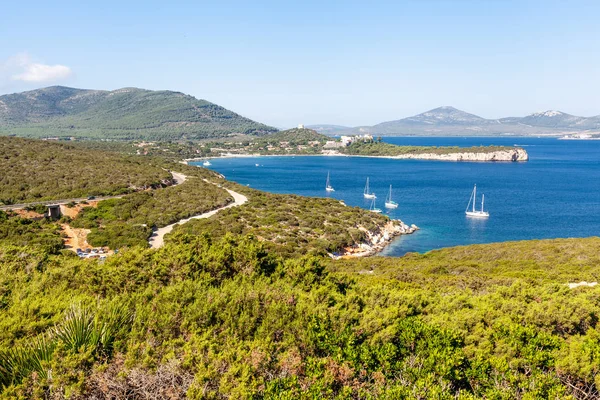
{"left": 1, "top": 0, "right": 599, "bottom": 127}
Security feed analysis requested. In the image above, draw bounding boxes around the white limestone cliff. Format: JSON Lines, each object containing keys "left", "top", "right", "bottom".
{"left": 391, "top": 148, "right": 528, "bottom": 162}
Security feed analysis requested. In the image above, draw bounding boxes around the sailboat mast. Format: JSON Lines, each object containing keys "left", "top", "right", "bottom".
{"left": 481, "top": 194, "right": 485, "bottom": 212}
{"left": 473, "top": 185, "right": 476, "bottom": 212}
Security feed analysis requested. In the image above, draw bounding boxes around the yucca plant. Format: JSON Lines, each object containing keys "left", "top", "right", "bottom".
{"left": 96, "top": 302, "right": 133, "bottom": 355}
{"left": 0, "top": 335, "right": 55, "bottom": 389}
{"left": 0, "top": 303, "right": 133, "bottom": 390}
{"left": 53, "top": 304, "right": 101, "bottom": 352}
{"left": 53, "top": 302, "right": 132, "bottom": 356}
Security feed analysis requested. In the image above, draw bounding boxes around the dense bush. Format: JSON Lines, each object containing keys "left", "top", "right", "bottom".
{"left": 0, "top": 237, "right": 599, "bottom": 398}
{"left": 0, "top": 212, "right": 63, "bottom": 253}
{"left": 169, "top": 184, "right": 391, "bottom": 257}
{"left": 0, "top": 137, "right": 171, "bottom": 204}
{"left": 72, "top": 165, "right": 232, "bottom": 248}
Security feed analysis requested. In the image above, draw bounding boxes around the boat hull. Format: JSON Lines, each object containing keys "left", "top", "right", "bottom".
{"left": 466, "top": 211, "right": 489, "bottom": 218}
{"left": 385, "top": 202, "right": 398, "bottom": 209}
{"left": 326, "top": 187, "right": 335, "bottom": 192}
{"left": 364, "top": 194, "right": 376, "bottom": 199}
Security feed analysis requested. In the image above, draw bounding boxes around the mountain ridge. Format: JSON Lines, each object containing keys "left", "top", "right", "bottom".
{"left": 312, "top": 107, "right": 600, "bottom": 136}
{"left": 0, "top": 86, "right": 277, "bottom": 140}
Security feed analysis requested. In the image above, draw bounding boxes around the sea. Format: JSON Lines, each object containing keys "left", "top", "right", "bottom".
{"left": 192, "top": 137, "right": 600, "bottom": 256}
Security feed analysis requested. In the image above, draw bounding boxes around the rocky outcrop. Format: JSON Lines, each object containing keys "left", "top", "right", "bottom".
{"left": 331, "top": 220, "right": 418, "bottom": 259}
{"left": 391, "top": 148, "right": 528, "bottom": 162}
{"left": 567, "top": 281, "right": 598, "bottom": 289}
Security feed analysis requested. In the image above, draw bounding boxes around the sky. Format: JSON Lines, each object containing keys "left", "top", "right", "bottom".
{"left": 1, "top": 0, "right": 599, "bottom": 128}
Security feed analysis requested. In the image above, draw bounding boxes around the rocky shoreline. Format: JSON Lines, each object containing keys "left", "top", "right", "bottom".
{"left": 330, "top": 220, "right": 419, "bottom": 259}
{"left": 186, "top": 148, "right": 529, "bottom": 163}
{"left": 386, "top": 147, "right": 529, "bottom": 162}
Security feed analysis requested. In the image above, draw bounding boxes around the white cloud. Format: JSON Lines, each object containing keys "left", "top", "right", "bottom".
{"left": 12, "top": 63, "right": 72, "bottom": 82}
{"left": 2, "top": 53, "right": 72, "bottom": 84}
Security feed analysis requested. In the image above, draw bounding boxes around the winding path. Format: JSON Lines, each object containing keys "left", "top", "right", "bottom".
{"left": 148, "top": 178, "right": 248, "bottom": 249}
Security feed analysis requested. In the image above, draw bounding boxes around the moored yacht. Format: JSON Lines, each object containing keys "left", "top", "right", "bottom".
{"left": 465, "top": 184, "right": 489, "bottom": 218}
{"left": 325, "top": 171, "right": 335, "bottom": 192}
{"left": 385, "top": 185, "right": 398, "bottom": 209}
{"left": 369, "top": 197, "right": 382, "bottom": 213}
{"left": 363, "top": 177, "right": 376, "bottom": 199}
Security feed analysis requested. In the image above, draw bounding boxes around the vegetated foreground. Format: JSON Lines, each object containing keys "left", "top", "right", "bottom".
{"left": 0, "top": 234, "right": 599, "bottom": 398}
{"left": 0, "top": 136, "right": 595, "bottom": 398}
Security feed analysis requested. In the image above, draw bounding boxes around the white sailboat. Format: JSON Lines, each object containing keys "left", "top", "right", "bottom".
{"left": 369, "top": 197, "right": 382, "bottom": 213}
{"left": 465, "top": 184, "right": 489, "bottom": 218}
{"left": 325, "top": 171, "right": 335, "bottom": 192}
{"left": 385, "top": 185, "right": 398, "bottom": 209}
{"left": 363, "top": 177, "right": 376, "bottom": 199}
{"left": 203, "top": 160, "right": 212, "bottom": 166}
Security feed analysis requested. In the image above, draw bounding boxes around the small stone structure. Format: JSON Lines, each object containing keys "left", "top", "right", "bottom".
{"left": 47, "top": 205, "right": 61, "bottom": 219}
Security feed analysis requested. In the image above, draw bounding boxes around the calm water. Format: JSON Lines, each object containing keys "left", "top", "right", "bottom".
{"left": 192, "top": 137, "right": 600, "bottom": 256}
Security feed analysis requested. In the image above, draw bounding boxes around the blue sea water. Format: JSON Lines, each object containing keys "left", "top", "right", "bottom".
{"left": 192, "top": 137, "right": 600, "bottom": 256}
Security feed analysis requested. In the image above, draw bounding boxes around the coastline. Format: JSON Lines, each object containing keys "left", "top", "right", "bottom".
{"left": 333, "top": 220, "right": 419, "bottom": 259}
{"left": 184, "top": 160, "right": 419, "bottom": 259}
{"left": 185, "top": 147, "right": 529, "bottom": 163}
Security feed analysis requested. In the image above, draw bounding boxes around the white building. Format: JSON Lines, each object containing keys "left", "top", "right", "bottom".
{"left": 297, "top": 124, "right": 305, "bottom": 129}
{"left": 340, "top": 136, "right": 353, "bottom": 146}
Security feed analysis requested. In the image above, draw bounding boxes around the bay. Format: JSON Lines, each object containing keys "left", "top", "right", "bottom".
{"left": 192, "top": 137, "right": 600, "bottom": 256}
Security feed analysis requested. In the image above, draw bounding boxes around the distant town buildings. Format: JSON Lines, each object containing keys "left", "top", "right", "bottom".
{"left": 325, "top": 134, "right": 374, "bottom": 149}
{"left": 323, "top": 141, "right": 345, "bottom": 149}
{"left": 340, "top": 136, "right": 353, "bottom": 146}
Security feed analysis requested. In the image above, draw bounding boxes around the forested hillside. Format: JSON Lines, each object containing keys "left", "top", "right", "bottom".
{"left": 0, "top": 137, "right": 172, "bottom": 204}
{"left": 169, "top": 184, "right": 394, "bottom": 257}
{"left": 258, "top": 127, "right": 329, "bottom": 144}
{"left": 71, "top": 165, "right": 233, "bottom": 248}
{"left": 0, "top": 86, "right": 277, "bottom": 140}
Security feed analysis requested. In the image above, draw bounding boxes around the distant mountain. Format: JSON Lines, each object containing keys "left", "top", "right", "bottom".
{"left": 397, "top": 106, "right": 487, "bottom": 125}
{"left": 0, "top": 86, "right": 277, "bottom": 140}
{"left": 500, "top": 110, "right": 587, "bottom": 128}
{"left": 329, "top": 107, "right": 600, "bottom": 136}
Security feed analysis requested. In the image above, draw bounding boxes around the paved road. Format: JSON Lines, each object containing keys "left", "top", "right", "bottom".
{"left": 0, "top": 171, "right": 185, "bottom": 211}
{"left": 0, "top": 195, "right": 123, "bottom": 211}
{"left": 148, "top": 179, "right": 248, "bottom": 249}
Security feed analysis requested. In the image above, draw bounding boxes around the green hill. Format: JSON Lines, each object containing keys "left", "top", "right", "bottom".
{"left": 0, "top": 137, "right": 173, "bottom": 204}
{"left": 259, "top": 127, "right": 329, "bottom": 144}
{"left": 0, "top": 86, "right": 277, "bottom": 140}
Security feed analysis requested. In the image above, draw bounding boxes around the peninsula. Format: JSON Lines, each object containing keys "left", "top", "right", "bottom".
{"left": 168, "top": 128, "right": 529, "bottom": 162}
